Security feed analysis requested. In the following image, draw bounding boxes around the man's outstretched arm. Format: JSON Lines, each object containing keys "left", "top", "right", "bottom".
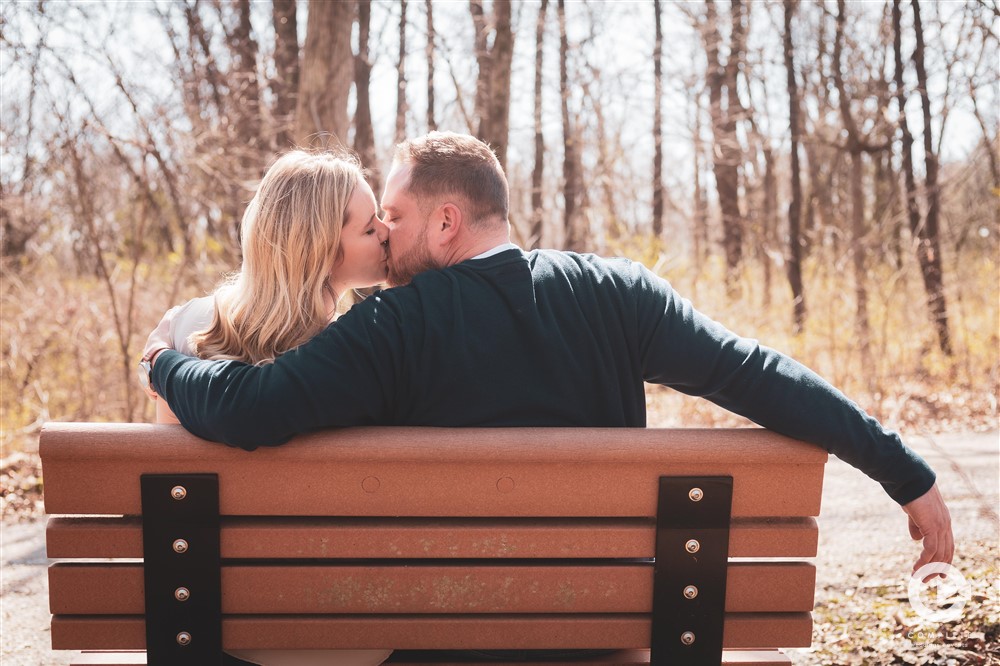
{"left": 631, "top": 266, "right": 954, "bottom": 569}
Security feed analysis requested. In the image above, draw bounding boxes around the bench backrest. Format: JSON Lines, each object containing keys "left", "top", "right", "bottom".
{"left": 42, "top": 423, "right": 826, "bottom": 659}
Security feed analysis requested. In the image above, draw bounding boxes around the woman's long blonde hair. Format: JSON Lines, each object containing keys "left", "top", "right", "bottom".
{"left": 190, "top": 151, "right": 363, "bottom": 365}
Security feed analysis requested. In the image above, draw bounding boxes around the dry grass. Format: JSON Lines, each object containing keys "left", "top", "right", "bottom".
{"left": 2, "top": 242, "right": 997, "bottom": 457}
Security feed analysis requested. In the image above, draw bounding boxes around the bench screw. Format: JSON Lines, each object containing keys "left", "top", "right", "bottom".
{"left": 685, "top": 539, "right": 700, "bottom": 554}
{"left": 176, "top": 632, "right": 192, "bottom": 646}
{"left": 171, "top": 486, "right": 187, "bottom": 500}
{"left": 173, "top": 539, "right": 189, "bottom": 554}
{"left": 683, "top": 585, "right": 698, "bottom": 599}
{"left": 680, "top": 631, "right": 696, "bottom": 645}
{"left": 174, "top": 587, "right": 190, "bottom": 602}
{"left": 688, "top": 487, "right": 704, "bottom": 502}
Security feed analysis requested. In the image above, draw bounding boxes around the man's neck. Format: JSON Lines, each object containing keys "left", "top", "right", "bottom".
{"left": 443, "top": 229, "right": 513, "bottom": 266}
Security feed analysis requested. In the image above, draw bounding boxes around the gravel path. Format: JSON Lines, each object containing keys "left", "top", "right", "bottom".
{"left": 2, "top": 431, "right": 996, "bottom": 665}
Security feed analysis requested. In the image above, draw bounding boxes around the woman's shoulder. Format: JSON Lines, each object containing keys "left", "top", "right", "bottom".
{"left": 169, "top": 296, "right": 216, "bottom": 356}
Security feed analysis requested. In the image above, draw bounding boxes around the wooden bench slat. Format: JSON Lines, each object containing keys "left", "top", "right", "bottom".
{"left": 42, "top": 460, "right": 823, "bottom": 518}
{"left": 41, "top": 425, "right": 826, "bottom": 518}
{"left": 40, "top": 423, "right": 829, "bottom": 464}
{"left": 70, "top": 649, "right": 794, "bottom": 666}
{"left": 52, "top": 613, "right": 814, "bottom": 650}
{"left": 46, "top": 516, "right": 819, "bottom": 559}
{"left": 49, "top": 562, "right": 816, "bottom": 615}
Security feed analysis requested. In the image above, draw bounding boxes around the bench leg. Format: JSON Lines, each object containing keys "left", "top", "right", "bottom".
{"left": 651, "top": 476, "right": 733, "bottom": 666}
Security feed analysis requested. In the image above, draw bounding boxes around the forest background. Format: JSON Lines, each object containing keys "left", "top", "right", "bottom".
{"left": 0, "top": 1, "right": 998, "bottom": 663}
{"left": 1, "top": 0, "right": 997, "bottom": 460}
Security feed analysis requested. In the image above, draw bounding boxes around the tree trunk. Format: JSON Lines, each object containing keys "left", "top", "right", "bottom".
{"left": 426, "top": 0, "right": 436, "bottom": 131}
{"left": 469, "top": 0, "right": 514, "bottom": 170}
{"left": 558, "top": 0, "right": 581, "bottom": 251}
{"left": 271, "top": 0, "right": 299, "bottom": 149}
{"left": 396, "top": 0, "right": 408, "bottom": 145}
{"left": 911, "top": 0, "right": 953, "bottom": 354}
{"left": 229, "top": 0, "right": 262, "bottom": 157}
{"left": 295, "top": 0, "right": 355, "bottom": 148}
{"left": 703, "top": 0, "right": 746, "bottom": 290}
{"left": 354, "top": 0, "right": 380, "bottom": 194}
{"left": 834, "top": 0, "right": 871, "bottom": 362}
{"left": 691, "top": 88, "right": 708, "bottom": 267}
{"left": 652, "top": 0, "right": 664, "bottom": 238}
{"left": 783, "top": 0, "right": 806, "bottom": 333}
{"left": 530, "top": 0, "right": 549, "bottom": 249}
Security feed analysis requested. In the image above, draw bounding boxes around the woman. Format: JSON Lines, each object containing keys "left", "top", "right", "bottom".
{"left": 151, "top": 149, "right": 388, "bottom": 425}
{"left": 144, "top": 150, "right": 392, "bottom": 666}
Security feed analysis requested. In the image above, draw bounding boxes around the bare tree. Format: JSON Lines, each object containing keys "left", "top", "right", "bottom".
{"left": 354, "top": 0, "right": 380, "bottom": 193}
{"left": 894, "top": 0, "right": 952, "bottom": 354}
{"left": 295, "top": 0, "right": 355, "bottom": 147}
{"left": 271, "top": 0, "right": 299, "bottom": 149}
{"left": 783, "top": 0, "right": 806, "bottom": 333}
{"left": 558, "top": 0, "right": 582, "bottom": 251}
{"left": 396, "top": 0, "right": 408, "bottom": 145}
{"left": 834, "top": 0, "right": 892, "bottom": 363}
{"left": 426, "top": 0, "right": 436, "bottom": 131}
{"left": 702, "top": 0, "right": 748, "bottom": 290}
{"left": 470, "top": 0, "right": 515, "bottom": 170}
{"left": 530, "top": 0, "right": 549, "bottom": 249}
{"left": 652, "top": 0, "right": 665, "bottom": 238}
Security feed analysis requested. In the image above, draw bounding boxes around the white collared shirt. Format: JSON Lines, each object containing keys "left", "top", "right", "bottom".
{"left": 470, "top": 242, "right": 520, "bottom": 261}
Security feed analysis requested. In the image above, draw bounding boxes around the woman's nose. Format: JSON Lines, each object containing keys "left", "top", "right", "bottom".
{"left": 376, "top": 218, "right": 389, "bottom": 244}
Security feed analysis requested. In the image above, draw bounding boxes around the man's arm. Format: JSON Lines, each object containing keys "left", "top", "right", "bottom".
{"left": 144, "top": 297, "right": 399, "bottom": 448}
{"left": 631, "top": 265, "right": 953, "bottom": 566}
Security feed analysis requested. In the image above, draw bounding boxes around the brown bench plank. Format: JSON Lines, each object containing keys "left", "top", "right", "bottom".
{"left": 49, "top": 561, "right": 816, "bottom": 615}
{"left": 52, "top": 613, "right": 814, "bottom": 650}
{"left": 41, "top": 425, "right": 826, "bottom": 518}
{"left": 70, "top": 649, "right": 794, "bottom": 666}
{"left": 46, "top": 516, "right": 819, "bottom": 559}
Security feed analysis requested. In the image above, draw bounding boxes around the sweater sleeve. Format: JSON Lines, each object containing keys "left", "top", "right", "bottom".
{"left": 632, "top": 265, "right": 935, "bottom": 506}
{"left": 151, "top": 296, "right": 400, "bottom": 449}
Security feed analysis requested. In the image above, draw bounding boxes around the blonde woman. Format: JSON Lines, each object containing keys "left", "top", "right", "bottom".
{"left": 141, "top": 151, "right": 391, "bottom": 666}
{"left": 149, "top": 150, "right": 388, "bottom": 428}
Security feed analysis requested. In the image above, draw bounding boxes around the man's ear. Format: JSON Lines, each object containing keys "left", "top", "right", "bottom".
{"left": 431, "top": 202, "right": 463, "bottom": 245}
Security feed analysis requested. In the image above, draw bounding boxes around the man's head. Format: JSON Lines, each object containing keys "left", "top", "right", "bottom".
{"left": 379, "top": 132, "right": 510, "bottom": 286}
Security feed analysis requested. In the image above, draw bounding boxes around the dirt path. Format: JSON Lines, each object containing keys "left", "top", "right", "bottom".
{"left": 2, "top": 431, "right": 996, "bottom": 665}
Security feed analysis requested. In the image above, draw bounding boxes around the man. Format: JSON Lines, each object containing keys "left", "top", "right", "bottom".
{"left": 144, "top": 131, "right": 952, "bottom": 575}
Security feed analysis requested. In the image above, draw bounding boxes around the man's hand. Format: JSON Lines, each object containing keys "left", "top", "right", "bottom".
{"left": 902, "top": 482, "right": 954, "bottom": 576}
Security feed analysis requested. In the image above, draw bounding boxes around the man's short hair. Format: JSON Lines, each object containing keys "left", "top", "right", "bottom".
{"left": 393, "top": 132, "right": 509, "bottom": 227}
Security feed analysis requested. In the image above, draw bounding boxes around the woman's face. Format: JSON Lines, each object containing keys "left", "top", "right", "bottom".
{"left": 331, "top": 178, "right": 388, "bottom": 295}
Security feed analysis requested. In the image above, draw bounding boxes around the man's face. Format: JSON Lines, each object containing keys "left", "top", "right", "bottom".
{"left": 379, "top": 162, "right": 438, "bottom": 287}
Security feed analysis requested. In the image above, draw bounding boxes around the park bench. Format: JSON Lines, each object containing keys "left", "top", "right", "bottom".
{"left": 41, "top": 422, "right": 827, "bottom": 666}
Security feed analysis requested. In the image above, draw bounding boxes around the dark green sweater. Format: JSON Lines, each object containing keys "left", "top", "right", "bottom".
{"left": 153, "top": 248, "right": 935, "bottom": 505}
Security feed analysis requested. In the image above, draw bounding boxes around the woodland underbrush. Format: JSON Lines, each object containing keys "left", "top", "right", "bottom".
{"left": 2, "top": 244, "right": 997, "bottom": 461}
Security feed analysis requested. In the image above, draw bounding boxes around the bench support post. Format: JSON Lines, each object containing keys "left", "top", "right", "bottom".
{"left": 140, "top": 473, "right": 251, "bottom": 666}
{"left": 651, "top": 476, "right": 733, "bottom": 666}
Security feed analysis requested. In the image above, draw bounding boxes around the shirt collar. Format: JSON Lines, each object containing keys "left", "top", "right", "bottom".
{"left": 470, "top": 242, "right": 520, "bottom": 261}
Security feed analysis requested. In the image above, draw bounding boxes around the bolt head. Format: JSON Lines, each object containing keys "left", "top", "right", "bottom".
{"left": 688, "top": 487, "right": 704, "bottom": 502}
{"left": 685, "top": 539, "right": 701, "bottom": 554}
{"left": 174, "top": 587, "right": 190, "bottom": 602}
{"left": 683, "top": 585, "right": 699, "bottom": 599}
{"left": 176, "top": 631, "right": 192, "bottom": 646}
{"left": 680, "top": 631, "right": 696, "bottom": 645}
{"left": 172, "top": 539, "right": 189, "bottom": 554}
{"left": 170, "top": 486, "right": 187, "bottom": 500}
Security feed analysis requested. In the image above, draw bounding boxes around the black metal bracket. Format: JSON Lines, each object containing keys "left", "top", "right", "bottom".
{"left": 650, "top": 476, "right": 733, "bottom": 666}
{"left": 141, "top": 473, "right": 253, "bottom": 666}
